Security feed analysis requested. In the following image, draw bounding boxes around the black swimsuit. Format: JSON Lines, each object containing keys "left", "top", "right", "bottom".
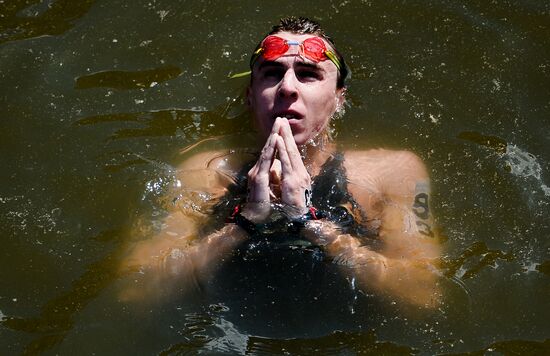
{"left": 206, "top": 152, "right": 375, "bottom": 335}
{"left": 310, "top": 152, "right": 378, "bottom": 238}
{"left": 206, "top": 151, "right": 378, "bottom": 252}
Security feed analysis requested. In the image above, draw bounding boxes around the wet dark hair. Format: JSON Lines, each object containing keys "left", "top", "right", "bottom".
{"left": 252, "top": 16, "right": 349, "bottom": 88}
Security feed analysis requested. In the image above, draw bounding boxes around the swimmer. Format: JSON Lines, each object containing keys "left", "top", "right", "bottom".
{"left": 121, "top": 17, "right": 441, "bottom": 307}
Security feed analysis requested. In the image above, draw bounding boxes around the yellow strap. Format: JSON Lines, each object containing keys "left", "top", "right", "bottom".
{"left": 325, "top": 50, "right": 341, "bottom": 71}
{"left": 228, "top": 70, "right": 251, "bottom": 79}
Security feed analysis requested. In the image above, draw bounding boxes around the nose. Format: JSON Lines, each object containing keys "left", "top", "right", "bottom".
{"left": 277, "top": 70, "right": 298, "bottom": 99}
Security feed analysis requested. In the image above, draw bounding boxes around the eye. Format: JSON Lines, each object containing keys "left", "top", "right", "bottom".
{"left": 262, "top": 68, "right": 284, "bottom": 80}
{"left": 296, "top": 69, "right": 321, "bottom": 81}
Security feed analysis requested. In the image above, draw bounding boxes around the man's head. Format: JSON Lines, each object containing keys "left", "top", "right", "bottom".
{"left": 247, "top": 17, "right": 348, "bottom": 146}
{"left": 252, "top": 17, "right": 348, "bottom": 89}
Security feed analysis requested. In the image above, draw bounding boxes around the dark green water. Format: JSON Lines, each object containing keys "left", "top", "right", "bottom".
{"left": 1, "top": 0, "right": 549, "bottom": 354}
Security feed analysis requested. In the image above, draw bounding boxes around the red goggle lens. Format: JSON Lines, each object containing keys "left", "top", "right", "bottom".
{"left": 261, "top": 36, "right": 290, "bottom": 60}
{"left": 301, "top": 37, "right": 327, "bottom": 62}
{"left": 260, "top": 35, "right": 328, "bottom": 63}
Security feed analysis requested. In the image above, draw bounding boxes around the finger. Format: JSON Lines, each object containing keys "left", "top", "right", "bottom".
{"left": 275, "top": 134, "right": 311, "bottom": 209}
{"left": 269, "top": 158, "right": 282, "bottom": 185}
{"left": 252, "top": 130, "right": 278, "bottom": 175}
{"left": 247, "top": 132, "right": 279, "bottom": 202}
{"left": 257, "top": 132, "right": 278, "bottom": 174}
{"left": 275, "top": 135, "right": 293, "bottom": 174}
{"left": 278, "top": 118, "right": 304, "bottom": 170}
{"left": 246, "top": 169, "right": 269, "bottom": 202}
{"left": 271, "top": 117, "right": 283, "bottom": 134}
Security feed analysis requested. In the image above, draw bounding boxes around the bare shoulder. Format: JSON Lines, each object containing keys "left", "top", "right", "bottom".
{"left": 177, "top": 149, "right": 251, "bottom": 171}
{"left": 177, "top": 149, "right": 225, "bottom": 170}
{"left": 344, "top": 148, "right": 426, "bottom": 172}
{"left": 175, "top": 147, "right": 257, "bottom": 194}
{"left": 343, "top": 149, "right": 429, "bottom": 196}
{"left": 342, "top": 149, "right": 436, "bottom": 245}
{"left": 177, "top": 134, "right": 258, "bottom": 172}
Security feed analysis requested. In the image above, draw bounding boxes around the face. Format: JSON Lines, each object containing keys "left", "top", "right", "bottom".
{"left": 247, "top": 31, "right": 345, "bottom": 146}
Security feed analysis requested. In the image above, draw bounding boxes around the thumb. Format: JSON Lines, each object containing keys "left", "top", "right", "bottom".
{"left": 270, "top": 158, "right": 282, "bottom": 184}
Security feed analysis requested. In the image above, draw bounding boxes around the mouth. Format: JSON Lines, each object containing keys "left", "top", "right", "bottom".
{"left": 273, "top": 111, "right": 303, "bottom": 121}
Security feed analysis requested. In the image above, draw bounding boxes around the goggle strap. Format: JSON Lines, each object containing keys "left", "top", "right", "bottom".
{"left": 229, "top": 70, "right": 251, "bottom": 79}
{"left": 249, "top": 47, "right": 263, "bottom": 67}
{"left": 325, "top": 50, "right": 341, "bottom": 71}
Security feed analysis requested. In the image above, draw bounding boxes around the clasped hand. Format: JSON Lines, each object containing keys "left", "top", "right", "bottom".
{"left": 244, "top": 117, "right": 312, "bottom": 221}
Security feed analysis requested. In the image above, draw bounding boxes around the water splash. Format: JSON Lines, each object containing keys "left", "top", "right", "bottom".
{"left": 458, "top": 131, "right": 549, "bottom": 198}
{"left": 504, "top": 144, "right": 550, "bottom": 197}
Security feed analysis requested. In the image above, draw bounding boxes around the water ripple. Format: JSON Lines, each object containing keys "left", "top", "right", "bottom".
{"left": 0, "top": 0, "right": 96, "bottom": 45}
{"left": 74, "top": 66, "right": 183, "bottom": 90}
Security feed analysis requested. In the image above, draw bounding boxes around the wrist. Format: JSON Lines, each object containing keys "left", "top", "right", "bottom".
{"left": 239, "top": 202, "right": 271, "bottom": 223}
{"left": 282, "top": 185, "right": 312, "bottom": 215}
{"left": 301, "top": 219, "right": 339, "bottom": 246}
{"left": 227, "top": 204, "right": 325, "bottom": 237}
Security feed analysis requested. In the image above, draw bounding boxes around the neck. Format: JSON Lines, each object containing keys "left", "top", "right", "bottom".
{"left": 300, "top": 137, "right": 336, "bottom": 178}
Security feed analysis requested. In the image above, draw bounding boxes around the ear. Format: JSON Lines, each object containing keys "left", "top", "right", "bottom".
{"left": 335, "top": 87, "right": 346, "bottom": 111}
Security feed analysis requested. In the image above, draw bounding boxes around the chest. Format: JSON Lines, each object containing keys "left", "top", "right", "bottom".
{"left": 310, "top": 154, "right": 385, "bottom": 234}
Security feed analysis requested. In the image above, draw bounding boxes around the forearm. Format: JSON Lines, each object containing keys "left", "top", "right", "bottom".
{"left": 190, "top": 223, "right": 248, "bottom": 269}
{"left": 119, "top": 223, "right": 247, "bottom": 302}
{"left": 302, "top": 220, "right": 440, "bottom": 307}
{"left": 302, "top": 220, "right": 388, "bottom": 283}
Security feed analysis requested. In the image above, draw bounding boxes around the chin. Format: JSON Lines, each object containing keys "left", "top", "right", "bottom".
{"left": 293, "top": 134, "right": 311, "bottom": 147}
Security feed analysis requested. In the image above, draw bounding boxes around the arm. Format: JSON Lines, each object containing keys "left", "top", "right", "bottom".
{"left": 253, "top": 120, "right": 441, "bottom": 306}
{"left": 302, "top": 151, "right": 441, "bottom": 308}
{"left": 149, "top": 117, "right": 309, "bottom": 275}
{"left": 120, "top": 121, "right": 302, "bottom": 300}
{"left": 118, "top": 149, "right": 252, "bottom": 301}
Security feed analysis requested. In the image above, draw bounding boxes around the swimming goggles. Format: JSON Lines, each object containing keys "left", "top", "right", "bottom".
{"left": 251, "top": 35, "right": 342, "bottom": 70}
{"left": 229, "top": 35, "right": 342, "bottom": 79}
